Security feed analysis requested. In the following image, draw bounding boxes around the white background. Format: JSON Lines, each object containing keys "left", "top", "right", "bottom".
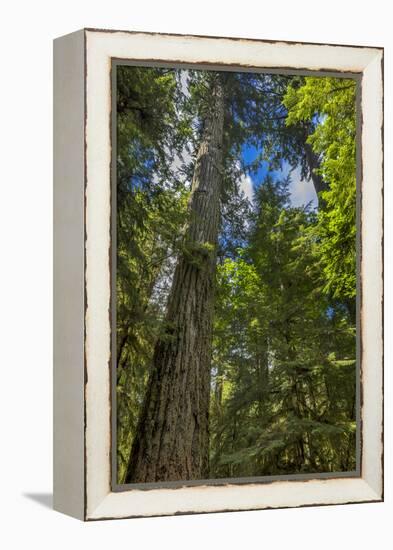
{"left": 0, "top": 1, "right": 391, "bottom": 548}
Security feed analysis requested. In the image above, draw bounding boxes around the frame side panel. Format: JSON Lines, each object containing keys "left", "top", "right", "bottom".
{"left": 53, "top": 29, "right": 85, "bottom": 520}
{"left": 360, "top": 52, "right": 384, "bottom": 498}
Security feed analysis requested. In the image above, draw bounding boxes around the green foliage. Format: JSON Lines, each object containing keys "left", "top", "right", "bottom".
{"left": 283, "top": 77, "right": 357, "bottom": 301}
{"left": 210, "top": 178, "right": 356, "bottom": 477}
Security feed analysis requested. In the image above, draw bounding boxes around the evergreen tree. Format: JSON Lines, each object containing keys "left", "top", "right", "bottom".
{"left": 283, "top": 76, "right": 357, "bottom": 305}
{"left": 210, "top": 176, "right": 356, "bottom": 476}
{"left": 125, "top": 72, "right": 226, "bottom": 482}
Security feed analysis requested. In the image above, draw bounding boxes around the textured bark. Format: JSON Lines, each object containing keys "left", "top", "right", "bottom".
{"left": 125, "top": 75, "right": 225, "bottom": 483}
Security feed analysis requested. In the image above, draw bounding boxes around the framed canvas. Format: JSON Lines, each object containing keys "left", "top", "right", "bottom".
{"left": 53, "top": 28, "right": 384, "bottom": 521}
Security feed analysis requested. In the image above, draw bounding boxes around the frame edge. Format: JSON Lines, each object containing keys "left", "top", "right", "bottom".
{"left": 53, "top": 29, "right": 86, "bottom": 521}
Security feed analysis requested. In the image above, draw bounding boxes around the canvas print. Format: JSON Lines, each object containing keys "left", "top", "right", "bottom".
{"left": 114, "top": 65, "right": 358, "bottom": 485}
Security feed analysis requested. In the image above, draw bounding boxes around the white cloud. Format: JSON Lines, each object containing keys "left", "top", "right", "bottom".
{"left": 288, "top": 166, "right": 317, "bottom": 209}
{"left": 239, "top": 173, "right": 254, "bottom": 203}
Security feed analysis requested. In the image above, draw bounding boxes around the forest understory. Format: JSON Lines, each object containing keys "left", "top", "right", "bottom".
{"left": 115, "top": 65, "right": 357, "bottom": 484}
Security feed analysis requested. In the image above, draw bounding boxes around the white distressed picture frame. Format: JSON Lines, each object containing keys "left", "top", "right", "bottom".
{"left": 53, "top": 28, "right": 383, "bottom": 521}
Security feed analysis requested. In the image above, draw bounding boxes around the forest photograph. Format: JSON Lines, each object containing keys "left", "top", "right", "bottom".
{"left": 115, "top": 64, "right": 358, "bottom": 485}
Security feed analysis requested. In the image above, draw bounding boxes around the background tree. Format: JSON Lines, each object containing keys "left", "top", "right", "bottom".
{"left": 283, "top": 77, "right": 357, "bottom": 308}
{"left": 210, "top": 176, "right": 356, "bottom": 476}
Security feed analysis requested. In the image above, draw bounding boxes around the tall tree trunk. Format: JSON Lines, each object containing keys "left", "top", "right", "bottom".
{"left": 125, "top": 74, "right": 225, "bottom": 483}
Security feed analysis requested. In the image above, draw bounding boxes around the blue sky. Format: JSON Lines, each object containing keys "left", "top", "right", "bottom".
{"left": 239, "top": 144, "right": 318, "bottom": 209}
